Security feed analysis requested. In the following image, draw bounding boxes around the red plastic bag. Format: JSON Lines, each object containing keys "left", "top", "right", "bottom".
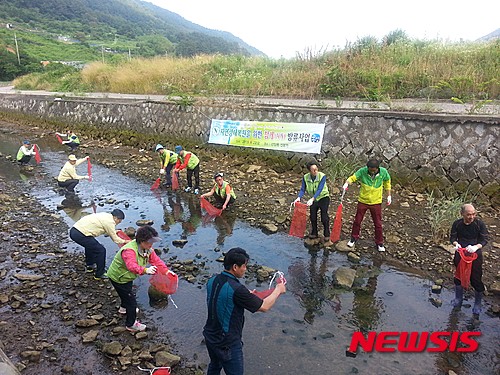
{"left": 34, "top": 144, "right": 42, "bottom": 164}
{"left": 454, "top": 248, "right": 478, "bottom": 289}
{"left": 56, "top": 134, "right": 63, "bottom": 144}
{"left": 150, "top": 270, "right": 178, "bottom": 295}
{"left": 150, "top": 177, "right": 161, "bottom": 190}
{"left": 200, "top": 197, "right": 222, "bottom": 217}
{"left": 87, "top": 158, "right": 92, "bottom": 182}
{"left": 289, "top": 202, "right": 307, "bottom": 238}
{"left": 138, "top": 366, "right": 171, "bottom": 375}
{"left": 171, "top": 172, "right": 179, "bottom": 190}
{"left": 116, "top": 230, "right": 131, "bottom": 248}
{"left": 252, "top": 271, "right": 286, "bottom": 299}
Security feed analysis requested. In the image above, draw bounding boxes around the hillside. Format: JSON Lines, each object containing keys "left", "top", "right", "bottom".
{"left": 0, "top": 0, "right": 263, "bottom": 80}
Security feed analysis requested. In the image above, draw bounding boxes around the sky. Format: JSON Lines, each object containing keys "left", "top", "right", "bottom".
{"left": 147, "top": 0, "right": 499, "bottom": 58}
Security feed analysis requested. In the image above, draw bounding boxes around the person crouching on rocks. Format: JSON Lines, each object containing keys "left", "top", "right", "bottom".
{"left": 57, "top": 154, "right": 89, "bottom": 192}
{"left": 107, "top": 225, "right": 168, "bottom": 332}
{"left": 293, "top": 161, "right": 333, "bottom": 247}
{"left": 16, "top": 140, "right": 35, "bottom": 165}
{"left": 201, "top": 172, "right": 236, "bottom": 210}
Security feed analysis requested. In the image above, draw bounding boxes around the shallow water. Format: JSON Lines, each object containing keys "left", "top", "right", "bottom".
{"left": 0, "top": 130, "right": 498, "bottom": 375}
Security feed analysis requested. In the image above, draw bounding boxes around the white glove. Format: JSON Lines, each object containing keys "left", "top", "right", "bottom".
{"left": 342, "top": 182, "right": 349, "bottom": 190}
{"left": 387, "top": 195, "right": 392, "bottom": 205}
{"left": 293, "top": 197, "right": 300, "bottom": 205}
{"left": 466, "top": 245, "right": 478, "bottom": 253}
{"left": 159, "top": 169, "right": 165, "bottom": 175}
{"left": 145, "top": 266, "right": 157, "bottom": 275}
{"left": 307, "top": 198, "right": 314, "bottom": 206}
{"left": 83, "top": 176, "right": 90, "bottom": 180}
{"left": 454, "top": 243, "right": 461, "bottom": 250}
{"left": 85, "top": 156, "right": 90, "bottom": 160}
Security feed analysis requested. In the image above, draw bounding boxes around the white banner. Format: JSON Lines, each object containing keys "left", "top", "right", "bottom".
{"left": 208, "top": 120, "right": 325, "bottom": 154}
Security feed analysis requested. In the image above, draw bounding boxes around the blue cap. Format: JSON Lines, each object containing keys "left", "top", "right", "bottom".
{"left": 174, "top": 145, "right": 183, "bottom": 153}
{"left": 23, "top": 140, "right": 30, "bottom": 144}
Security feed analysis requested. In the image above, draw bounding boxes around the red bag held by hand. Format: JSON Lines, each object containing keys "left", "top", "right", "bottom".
{"left": 171, "top": 172, "right": 179, "bottom": 190}
{"left": 150, "top": 269, "right": 178, "bottom": 295}
{"left": 87, "top": 158, "right": 92, "bottom": 182}
{"left": 200, "top": 197, "right": 222, "bottom": 217}
{"left": 289, "top": 202, "right": 307, "bottom": 238}
{"left": 252, "top": 271, "right": 287, "bottom": 299}
{"left": 33, "top": 144, "right": 42, "bottom": 164}
{"left": 116, "top": 230, "right": 131, "bottom": 248}
{"left": 454, "top": 247, "right": 478, "bottom": 289}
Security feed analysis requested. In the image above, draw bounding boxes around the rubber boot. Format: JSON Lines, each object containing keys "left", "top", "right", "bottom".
{"left": 452, "top": 285, "right": 463, "bottom": 309}
{"left": 472, "top": 291, "right": 482, "bottom": 317}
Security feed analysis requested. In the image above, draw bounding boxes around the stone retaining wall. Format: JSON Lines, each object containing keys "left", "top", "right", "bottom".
{"left": 0, "top": 94, "right": 498, "bottom": 204}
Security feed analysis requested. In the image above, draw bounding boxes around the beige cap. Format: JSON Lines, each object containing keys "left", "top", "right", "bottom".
{"left": 68, "top": 155, "right": 77, "bottom": 161}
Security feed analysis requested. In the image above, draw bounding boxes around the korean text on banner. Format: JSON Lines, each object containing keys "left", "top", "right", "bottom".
{"left": 208, "top": 120, "right": 325, "bottom": 154}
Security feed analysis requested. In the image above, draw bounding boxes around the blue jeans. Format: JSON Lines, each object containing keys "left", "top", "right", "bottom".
{"left": 69, "top": 227, "right": 106, "bottom": 277}
{"left": 206, "top": 341, "right": 244, "bottom": 375}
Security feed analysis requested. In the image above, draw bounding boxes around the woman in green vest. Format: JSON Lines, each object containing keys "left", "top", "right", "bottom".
{"left": 200, "top": 172, "right": 236, "bottom": 210}
{"left": 107, "top": 225, "right": 168, "bottom": 332}
{"left": 294, "top": 161, "right": 332, "bottom": 246}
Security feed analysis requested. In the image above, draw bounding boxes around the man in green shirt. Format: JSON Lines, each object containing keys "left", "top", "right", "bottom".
{"left": 343, "top": 159, "right": 392, "bottom": 252}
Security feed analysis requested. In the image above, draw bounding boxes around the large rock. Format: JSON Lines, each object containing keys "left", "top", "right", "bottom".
{"left": 261, "top": 223, "right": 278, "bottom": 234}
{"left": 155, "top": 351, "right": 181, "bottom": 367}
{"left": 13, "top": 273, "right": 44, "bottom": 282}
{"left": 102, "top": 341, "right": 123, "bottom": 356}
{"left": 82, "top": 330, "right": 99, "bottom": 343}
{"left": 335, "top": 241, "right": 353, "bottom": 252}
{"left": 333, "top": 267, "right": 356, "bottom": 289}
{"left": 75, "top": 319, "right": 99, "bottom": 328}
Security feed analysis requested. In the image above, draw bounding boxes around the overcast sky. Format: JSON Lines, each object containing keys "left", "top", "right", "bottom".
{"left": 148, "top": 0, "right": 499, "bottom": 58}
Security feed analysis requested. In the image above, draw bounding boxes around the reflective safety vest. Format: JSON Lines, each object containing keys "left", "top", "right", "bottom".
{"left": 69, "top": 134, "right": 80, "bottom": 144}
{"left": 160, "top": 150, "right": 178, "bottom": 167}
{"left": 106, "top": 240, "right": 148, "bottom": 284}
{"left": 180, "top": 151, "right": 199, "bottom": 170}
{"left": 304, "top": 171, "right": 329, "bottom": 200}
{"left": 16, "top": 146, "right": 31, "bottom": 161}
{"left": 214, "top": 181, "right": 236, "bottom": 199}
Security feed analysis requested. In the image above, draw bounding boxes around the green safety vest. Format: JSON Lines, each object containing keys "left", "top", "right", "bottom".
{"left": 16, "top": 146, "right": 29, "bottom": 161}
{"left": 107, "top": 240, "right": 148, "bottom": 284}
{"left": 69, "top": 134, "right": 80, "bottom": 144}
{"left": 180, "top": 151, "right": 199, "bottom": 170}
{"left": 160, "top": 150, "right": 178, "bottom": 167}
{"left": 304, "top": 171, "right": 329, "bottom": 200}
{"left": 214, "top": 181, "right": 236, "bottom": 199}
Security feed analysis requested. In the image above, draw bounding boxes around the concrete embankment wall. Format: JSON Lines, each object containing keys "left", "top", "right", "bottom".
{"left": 0, "top": 94, "right": 498, "bottom": 204}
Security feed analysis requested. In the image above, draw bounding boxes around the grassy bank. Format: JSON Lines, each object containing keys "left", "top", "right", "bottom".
{"left": 13, "top": 38, "right": 500, "bottom": 100}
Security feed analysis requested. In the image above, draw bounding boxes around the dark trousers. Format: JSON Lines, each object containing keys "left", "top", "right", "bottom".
{"left": 69, "top": 227, "right": 106, "bottom": 277}
{"left": 206, "top": 341, "right": 244, "bottom": 375}
{"left": 58, "top": 179, "right": 79, "bottom": 192}
{"left": 65, "top": 142, "right": 79, "bottom": 151}
{"left": 214, "top": 193, "right": 235, "bottom": 207}
{"left": 351, "top": 202, "right": 383, "bottom": 245}
{"left": 17, "top": 155, "right": 31, "bottom": 165}
{"left": 110, "top": 280, "right": 137, "bottom": 327}
{"left": 310, "top": 196, "right": 330, "bottom": 238}
{"left": 453, "top": 250, "right": 485, "bottom": 292}
{"left": 187, "top": 164, "right": 200, "bottom": 189}
{"left": 165, "top": 163, "right": 179, "bottom": 186}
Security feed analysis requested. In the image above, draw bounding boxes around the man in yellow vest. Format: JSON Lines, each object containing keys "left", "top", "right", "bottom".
{"left": 201, "top": 172, "right": 236, "bottom": 210}
{"left": 155, "top": 144, "right": 178, "bottom": 188}
{"left": 173, "top": 145, "right": 200, "bottom": 194}
{"left": 56, "top": 130, "right": 81, "bottom": 152}
{"left": 294, "top": 161, "right": 332, "bottom": 246}
{"left": 343, "top": 158, "right": 391, "bottom": 252}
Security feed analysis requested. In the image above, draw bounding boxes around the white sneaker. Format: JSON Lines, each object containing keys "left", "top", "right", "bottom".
{"left": 378, "top": 245, "right": 386, "bottom": 252}
{"left": 126, "top": 320, "right": 146, "bottom": 332}
{"left": 118, "top": 307, "right": 139, "bottom": 315}
{"left": 184, "top": 187, "right": 192, "bottom": 192}
{"left": 347, "top": 239, "right": 356, "bottom": 247}
{"left": 194, "top": 188, "right": 199, "bottom": 195}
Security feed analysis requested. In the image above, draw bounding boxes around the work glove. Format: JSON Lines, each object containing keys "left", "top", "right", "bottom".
{"left": 293, "top": 197, "right": 301, "bottom": 205}
{"left": 466, "top": 245, "right": 478, "bottom": 253}
{"left": 145, "top": 266, "right": 157, "bottom": 275}
{"left": 342, "top": 182, "right": 349, "bottom": 190}
{"left": 387, "top": 195, "right": 392, "bottom": 205}
{"left": 159, "top": 169, "right": 165, "bottom": 175}
{"left": 85, "top": 156, "right": 90, "bottom": 160}
{"left": 307, "top": 198, "right": 314, "bottom": 206}
{"left": 83, "top": 176, "right": 90, "bottom": 180}
{"left": 454, "top": 243, "right": 461, "bottom": 250}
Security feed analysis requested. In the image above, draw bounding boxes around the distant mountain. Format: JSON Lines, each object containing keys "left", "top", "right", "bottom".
{"left": 476, "top": 28, "right": 500, "bottom": 42}
{"left": 0, "top": 0, "right": 264, "bottom": 57}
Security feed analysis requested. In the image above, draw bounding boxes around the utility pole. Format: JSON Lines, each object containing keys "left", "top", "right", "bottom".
{"left": 14, "top": 32, "right": 20, "bottom": 65}
{"left": 101, "top": 45, "right": 104, "bottom": 63}
{"left": 128, "top": 48, "right": 131, "bottom": 62}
